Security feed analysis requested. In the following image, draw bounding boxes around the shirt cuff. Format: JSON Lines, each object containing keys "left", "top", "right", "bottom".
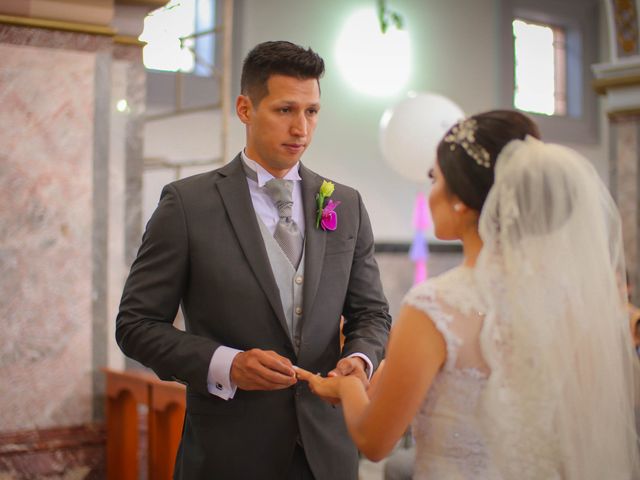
{"left": 348, "top": 352, "right": 373, "bottom": 380}
{"left": 207, "top": 346, "right": 243, "bottom": 400}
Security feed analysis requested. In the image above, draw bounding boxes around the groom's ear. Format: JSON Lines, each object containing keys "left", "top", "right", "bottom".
{"left": 236, "top": 94, "right": 252, "bottom": 124}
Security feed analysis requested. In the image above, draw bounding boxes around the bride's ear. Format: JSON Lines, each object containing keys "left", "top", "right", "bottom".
{"left": 453, "top": 201, "right": 471, "bottom": 213}
{"left": 452, "top": 200, "right": 479, "bottom": 222}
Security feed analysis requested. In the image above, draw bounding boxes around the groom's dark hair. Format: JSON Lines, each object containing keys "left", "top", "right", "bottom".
{"left": 240, "top": 40, "right": 325, "bottom": 105}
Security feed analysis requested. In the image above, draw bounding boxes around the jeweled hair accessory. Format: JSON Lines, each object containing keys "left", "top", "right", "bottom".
{"left": 444, "top": 118, "right": 491, "bottom": 168}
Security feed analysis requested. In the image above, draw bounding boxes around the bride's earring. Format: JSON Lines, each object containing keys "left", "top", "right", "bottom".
{"left": 453, "top": 203, "right": 463, "bottom": 212}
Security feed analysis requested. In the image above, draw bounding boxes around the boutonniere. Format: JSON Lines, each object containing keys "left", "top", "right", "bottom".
{"left": 315, "top": 180, "right": 341, "bottom": 231}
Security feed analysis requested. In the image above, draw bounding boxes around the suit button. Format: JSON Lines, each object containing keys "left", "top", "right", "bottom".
{"left": 295, "top": 307, "right": 303, "bottom": 316}
{"left": 295, "top": 276, "right": 303, "bottom": 285}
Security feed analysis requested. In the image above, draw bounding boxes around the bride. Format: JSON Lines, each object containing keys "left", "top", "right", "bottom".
{"left": 296, "top": 110, "right": 640, "bottom": 479}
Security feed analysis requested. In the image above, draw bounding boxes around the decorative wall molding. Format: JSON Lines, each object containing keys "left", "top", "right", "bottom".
{"left": 0, "top": 424, "right": 106, "bottom": 477}
{"left": 115, "top": 0, "right": 168, "bottom": 6}
{"left": 114, "top": 34, "right": 145, "bottom": 46}
{"left": 607, "top": 107, "right": 640, "bottom": 120}
{"left": 592, "top": 59, "right": 640, "bottom": 114}
{"left": 593, "top": 73, "right": 640, "bottom": 94}
{"left": 0, "top": 0, "right": 114, "bottom": 26}
{"left": 0, "top": 13, "right": 115, "bottom": 36}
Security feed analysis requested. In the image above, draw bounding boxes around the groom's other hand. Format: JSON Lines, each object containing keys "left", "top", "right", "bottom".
{"left": 231, "top": 349, "right": 297, "bottom": 391}
{"left": 328, "top": 357, "right": 369, "bottom": 388}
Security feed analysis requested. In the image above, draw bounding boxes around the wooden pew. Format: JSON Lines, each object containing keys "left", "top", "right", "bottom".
{"left": 103, "top": 369, "right": 185, "bottom": 480}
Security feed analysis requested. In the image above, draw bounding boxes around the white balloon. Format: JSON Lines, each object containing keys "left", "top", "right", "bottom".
{"left": 379, "top": 92, "right": 464, "bottom": 183}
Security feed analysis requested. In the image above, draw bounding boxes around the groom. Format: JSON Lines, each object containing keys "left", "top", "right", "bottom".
{"left": 116, "top": 40, "right": 391, "bottom": 479}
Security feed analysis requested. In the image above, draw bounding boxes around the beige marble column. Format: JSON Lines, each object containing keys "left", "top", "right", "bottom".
{"left": 608, "top": 111, "right": 640, "bottom": 303}
{"left": 594, "top": 0, "right": 640, "bottom": 304}
{"left": 0, "top": 0, "right": 164, "bottom": 434}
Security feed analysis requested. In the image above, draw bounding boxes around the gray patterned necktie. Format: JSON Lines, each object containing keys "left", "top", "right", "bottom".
{"left": 263, "top": 178, "right": 304, "bottom": 269}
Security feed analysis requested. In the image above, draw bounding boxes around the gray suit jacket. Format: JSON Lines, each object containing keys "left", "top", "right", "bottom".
{"left": 116, "top": 155, "right": 391, "bottom": 479}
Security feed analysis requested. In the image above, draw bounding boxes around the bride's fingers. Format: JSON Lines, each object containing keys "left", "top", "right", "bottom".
{"left": 293, "top": 368, "right": 326, "bottom": 395}
{"left": 293, "top": 366, "right": 315, "bottom": 381}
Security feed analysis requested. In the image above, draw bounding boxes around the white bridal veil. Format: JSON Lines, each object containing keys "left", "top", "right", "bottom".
{"left": 476, "top": 136, "right": 640, "bottom": 479}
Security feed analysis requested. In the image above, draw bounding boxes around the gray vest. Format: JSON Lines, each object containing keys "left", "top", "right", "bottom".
{"left": 256, "top": 217, "right": 305, "bottom": 354}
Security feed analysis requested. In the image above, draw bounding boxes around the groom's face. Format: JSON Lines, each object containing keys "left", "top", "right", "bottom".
{"left": 237, "top": 74, "right": 321, "bottom": 178}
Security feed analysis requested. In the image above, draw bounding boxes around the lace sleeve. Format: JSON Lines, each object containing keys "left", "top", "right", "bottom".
{"left": 402, "top": 281, "right": 461, "bottom": 369}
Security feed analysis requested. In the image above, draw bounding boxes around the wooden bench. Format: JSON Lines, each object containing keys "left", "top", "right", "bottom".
{"left": 103, "top": 368, "right": 185, "bottom": 480}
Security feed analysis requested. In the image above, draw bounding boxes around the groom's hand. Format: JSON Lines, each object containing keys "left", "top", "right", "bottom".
{"left": 231, "top": 349, "right": 297, "bottom": 391}
{"left": 328, "top": 357, "right": 369, "bottom": 389}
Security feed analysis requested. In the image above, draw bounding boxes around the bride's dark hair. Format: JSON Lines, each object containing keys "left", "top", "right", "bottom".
{"left": 436, "top": 110, "right": 540, "bottom": 211}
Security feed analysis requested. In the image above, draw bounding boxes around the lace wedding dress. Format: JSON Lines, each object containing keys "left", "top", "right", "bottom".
{"left": 404, "top": 265, "right": 500, "bottom": 479}
{"left": 400, "top": 136, "right": 640, "bottom": 479}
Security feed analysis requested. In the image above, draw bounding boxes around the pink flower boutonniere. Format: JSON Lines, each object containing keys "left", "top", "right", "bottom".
{"left": 315, "top": 180, "right": 341, "bottom": 231}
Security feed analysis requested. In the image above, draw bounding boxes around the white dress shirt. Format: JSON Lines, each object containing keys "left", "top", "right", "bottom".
{"left": 207, "top": 151, "right": 372, "bottom": 400}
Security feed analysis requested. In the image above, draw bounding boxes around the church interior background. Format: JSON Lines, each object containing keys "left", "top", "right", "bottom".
{"left": 1, "top": 0, "right": 638, "bottom": 477}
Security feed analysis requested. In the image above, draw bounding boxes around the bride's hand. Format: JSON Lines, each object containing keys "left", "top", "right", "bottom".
{"left": 294, "top": 367, "right": 343, "bottom": 404}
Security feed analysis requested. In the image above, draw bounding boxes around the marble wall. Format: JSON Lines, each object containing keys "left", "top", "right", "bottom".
{"left": 0, "top": 424, "right": 105, "bottom": 478}
{"left": 610, "top": 115, "right": 640, "bottom": 303}
{"left": 0, "top": 25, "right": 145, "bottom": 438}
{"left": 0, "top": 41, "right": 96, "bottom": 431}
{"left": 106, "top": 44, "right": 146, "bottom": 386}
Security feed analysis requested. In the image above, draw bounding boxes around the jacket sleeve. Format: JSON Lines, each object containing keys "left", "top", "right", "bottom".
{"left": 115, "top": 184, "right": 219, "bottom": 396}
{"left": 340, "top": 191, "right": 392, "bottom": 372}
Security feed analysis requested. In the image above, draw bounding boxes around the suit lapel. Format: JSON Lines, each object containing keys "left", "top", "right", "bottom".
{"left": 299, "top": 164, "right": 326, "bottom": 318}
{"left": 216, "top": 156, "right": 289, "bottom": 337}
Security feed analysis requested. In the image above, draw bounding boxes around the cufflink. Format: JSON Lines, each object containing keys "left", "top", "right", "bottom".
{"left": 216, "top": 382, "right": 223, "bottom": 390}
